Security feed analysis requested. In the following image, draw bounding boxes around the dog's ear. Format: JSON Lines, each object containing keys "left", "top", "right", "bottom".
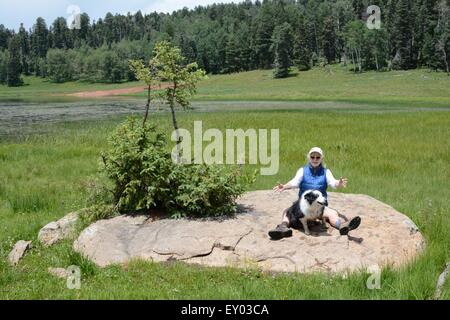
{"left": 305, "top": 191, "right": 318, "bottom": 200}
{"left": 304, "top": 191, "right": 318, "bottom": 204}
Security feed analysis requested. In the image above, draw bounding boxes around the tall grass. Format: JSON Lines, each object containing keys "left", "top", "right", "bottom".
{"left": 0, "top": 108, "right": 448, "bottom": 299}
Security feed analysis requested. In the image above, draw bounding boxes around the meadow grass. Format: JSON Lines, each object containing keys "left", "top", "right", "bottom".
{"left": 0, "top": 109, "right": 449, "bottom": 299}
{"left": 135, "top": 65, "right": 450, "bottom": 107}
{"left": 1, "top": 66, "right": 450, "bottom": 107}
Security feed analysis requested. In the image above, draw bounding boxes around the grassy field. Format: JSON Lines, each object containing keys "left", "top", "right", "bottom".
{"left": 0, "top": 107, "right": 449, "bottom": 299}
{"left": 194, "top": 66, "right": 450, "bottom": 107}
{"left": 1, "top": 65, "right": 450, "bottom": 107}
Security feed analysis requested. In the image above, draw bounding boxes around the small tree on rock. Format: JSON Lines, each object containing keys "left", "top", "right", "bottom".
{"left": 151, "top": 41, "right": 207, "bottom": 162}
{"left": 129, "top": 59, "right": 160, "bottom": 126}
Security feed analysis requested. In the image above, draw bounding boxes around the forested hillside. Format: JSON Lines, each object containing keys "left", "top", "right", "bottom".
{"left": 0, "top": 0, "right": 449, "bottom": 86}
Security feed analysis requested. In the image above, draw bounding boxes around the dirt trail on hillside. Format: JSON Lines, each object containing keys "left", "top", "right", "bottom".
{"left": 66, "top": 83, "right": 171, "bottom": 98}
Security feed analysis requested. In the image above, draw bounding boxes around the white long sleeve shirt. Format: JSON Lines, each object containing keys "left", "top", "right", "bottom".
{"left": 286, "top": 167, "right": 339, "bottom": 189}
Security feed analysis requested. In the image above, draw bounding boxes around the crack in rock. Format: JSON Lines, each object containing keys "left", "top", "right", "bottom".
{"left": 255, "top": 255, "right": 296, "bottom": 266}
{"left": 313, "top": 258, "right": 332, "bottom": 272}
{"left": 161, "top": 228, "right": 255, "bottom": 261}
{"left": 152, "top": 249, "right": 182, "bottom": 256}
{"left": 223, "top": 228, "right": 254, "bottom": 251}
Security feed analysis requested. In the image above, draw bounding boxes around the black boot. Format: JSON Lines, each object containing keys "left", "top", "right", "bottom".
{"left": 268, "top": 222, "right": 292, "bottom": 240}
{"left": 339, "top": 216, "right": 361, "bottom": 235}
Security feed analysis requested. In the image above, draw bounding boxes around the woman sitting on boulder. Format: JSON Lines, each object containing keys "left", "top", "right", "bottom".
{"left": 269, "top": 147, "right": 361, "bottom": 240}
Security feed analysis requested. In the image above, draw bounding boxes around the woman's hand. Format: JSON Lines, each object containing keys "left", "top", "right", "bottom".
{"left": 273, "top": 183, "right": 288, "bottom": 192}
{"left": 337, "top": 177, "right": 348, "bottom": 188}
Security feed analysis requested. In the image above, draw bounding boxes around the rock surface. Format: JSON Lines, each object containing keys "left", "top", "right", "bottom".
{"left": 38, "top": 212, "right": 78, "bottom": 246}
{"left": 74, "top": 190, "right": 425, "bottom": 273}
{"left": 8, "top": 240, "right": 32, "bottom": 265}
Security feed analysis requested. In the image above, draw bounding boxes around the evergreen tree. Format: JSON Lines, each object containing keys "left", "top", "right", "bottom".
{"left": 17, "top": 23, "right": 30, "bottom": 75}
{"left": 293, "top": 13, "right": 311, "bottom": 71}
{"left": 271, "top": 22, "right": 294, "bottom": 78}
{"left": 435, "top": 0, "right": 450, "bottom": 73}
{"left": 416, "top": 0, "right": 440, "bottom": 68}
{"left": 6, "top": 37, "right": 23, "bottom": 86}
{"left": 0, "top": 24, "right": 12, "bottom": 50}
{"left": 335, "top": 0, "right": 355, "bottom": 63}
{"left": 305, "top": 0, "right": 320, "bottom": 59}
{"left": 32, "top": 17, "right": 49, "bottom": 58}
{"left": 255, "top": 0, "right": 275, "bottom": 69}
{"left": 385, "top": 0, "right": 398, "bottom": 64}
{"left": 52, "top": 17, "right": 71, "bottom": 49}
{"left": 216, "top": 28, "right": 228, "bottom": 73}
{"left": 161, "top": 18, "right": 175, "bottom": 40}
{"left": 352, "top": 0, "right": 365, "bottom": 19}
{"left": 224, "top": 33, "right": 241, "bottom": 73}
{"left": 193, "top": 25, "right": 212, "bottom": 73}
{"left": 392, "top": 0, "right": 414, "bottom": 69}
{"left": 177, "top": 33, "right": 197, "bottom": 64}
{"left": 236, "top": 22, "right": 253, "bottom": 71}
{"left": 104, "top": 13, "right": 117, "bottom": 44}
{"left": 0, "top": 50, "right": 8, "bottom": 84}
{"left": 322, "top": 16, "right": 337, "bottom": 64}
{"left": 78, "top": 13, "right": 91, "bottom": 42}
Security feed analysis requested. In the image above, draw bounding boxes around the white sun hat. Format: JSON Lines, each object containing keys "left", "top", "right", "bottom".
{"left": 308, "top": 147, "right": 324, "bottom": 158}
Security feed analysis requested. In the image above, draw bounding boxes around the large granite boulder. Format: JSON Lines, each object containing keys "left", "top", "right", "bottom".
{"left": 73, "top": 190, "right": 425, "bottom": 273}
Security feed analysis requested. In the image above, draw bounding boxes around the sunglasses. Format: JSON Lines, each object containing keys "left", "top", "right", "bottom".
{"left": 310, "top": 156, "right": 321, "bottom": 160}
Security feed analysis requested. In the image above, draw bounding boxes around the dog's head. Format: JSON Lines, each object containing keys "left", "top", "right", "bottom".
{"left": 302, "top": 190, "right": 326, "bottom": 207}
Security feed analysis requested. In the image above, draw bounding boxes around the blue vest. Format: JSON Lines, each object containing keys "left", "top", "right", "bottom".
{"left": 299, "top": 164, "right": 328, "bottom": 198}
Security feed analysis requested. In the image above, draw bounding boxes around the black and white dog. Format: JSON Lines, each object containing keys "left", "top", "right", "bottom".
{"left": 285, "top": 190, "right": 327, "bottom": 235}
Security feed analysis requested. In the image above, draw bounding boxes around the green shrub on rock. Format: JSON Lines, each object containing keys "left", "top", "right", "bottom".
{"left": 101, "top": 116, "right": 172, "bottom": 213}
{"left": 99, "top": 117, "right": 254, "bottom": 218}
{"left": 168, "top": 162, "right": 250, "bottom": 218}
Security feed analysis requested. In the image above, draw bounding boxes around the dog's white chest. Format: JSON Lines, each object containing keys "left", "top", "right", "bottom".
{"left": 300, "top": 200, "right": 323, "bottom": 221}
